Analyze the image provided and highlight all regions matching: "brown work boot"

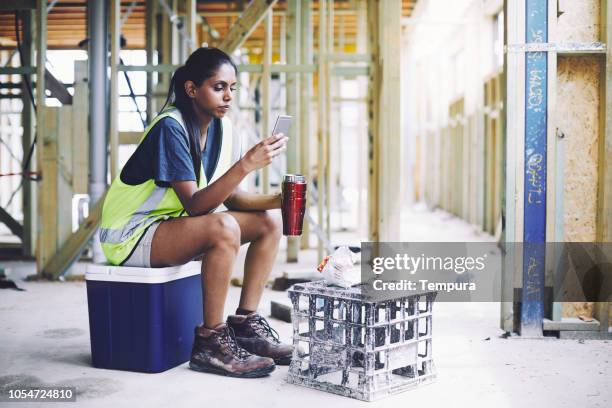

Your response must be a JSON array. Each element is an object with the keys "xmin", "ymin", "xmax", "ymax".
[
  {"xmin": 189, "ymin": 323, "xmax": 275, "ymax": 378},
  {"xmin": 227, "ymin": 313, "xmax": 294, "ymax": 365}
]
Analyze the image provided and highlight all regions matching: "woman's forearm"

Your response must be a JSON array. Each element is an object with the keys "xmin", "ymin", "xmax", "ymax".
[
  {"xmin": 181, "ymin": 161, "xmax": 249, "ymax": 215},
  {"xmin": 225, "ymin": 190, "xmax": 281, "ymax": 211},
  {"xmin": 176, "ymin": 132, "xmax": 288, "ymax": 215}
]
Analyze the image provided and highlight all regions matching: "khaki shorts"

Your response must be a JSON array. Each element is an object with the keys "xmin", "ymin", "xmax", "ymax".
[{"xmin": 122, "ymin": 220, "xmax": 162, "ymax": 268}]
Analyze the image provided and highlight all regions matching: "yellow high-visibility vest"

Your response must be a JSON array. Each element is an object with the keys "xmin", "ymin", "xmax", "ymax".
[{"xmin": 99, "ymin": 107, "xmax": 239, "ymax": 265}]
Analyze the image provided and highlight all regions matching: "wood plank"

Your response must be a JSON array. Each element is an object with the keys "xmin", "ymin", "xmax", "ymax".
[
  {"xmin": 318, "ymin": 0, "xmax": 328, "ymax": 258},
  {"xmin": 57, "ymin": 106, "xmax": 73, "ymax": 247},
  {"xmin": 72, "ymin": 60, "xmax": 88, "ymax": 194},
  {"xmin": 594, "ymin": 0, "xmax": 611, "ymax": 335},
  {"xmin": 324, "ymin": 0, "xmax": 332, "ymax": 241},
  {"xmin": 119, "ymin": 131, "xmax": 142, "ymax": 144},
  {"xmin": 38, "ymin": 107, "xmax": 59, "ymax": 273},
  {"xmin": 35, "ymin": 0, "xmax": 47, "ymax": 275},
  {"xmin": 366, "ymin": 0, "xmax": 378, "ymax": 241},
  {"xmin": 286, "ymin": 0, "xmax": 300, "ymax": 262},
  {"xmin": 599, "ymin": 0, "xmax": 612, "ymax": 243},
  {"xmin": 375, "ymin": 0, "xmax": 402, "ymax": 240},
  {"xmin": 44, "ymin": 70, "xmax": 72, "ymax": 105},
  {"xmin": 299, "ymin": 0, "xmax": 313, "ymax": 250},
  {"xmin": 500, "ymin": 0, "xmax": 525, "ymax": 333},
  {"xmin": 218, "ymin": 0, "xmax": 279, "ymax": 54},
  {"xmin": 21, "ymin": 9, "xmax": 36, "ymax": 256},
  {"xmin": 542, "ymin": 317, "xmax": 599, "ymax": 331},
  {"xmin": 186, "ymin": 0, "xmax": 196, "ymax": 53}
]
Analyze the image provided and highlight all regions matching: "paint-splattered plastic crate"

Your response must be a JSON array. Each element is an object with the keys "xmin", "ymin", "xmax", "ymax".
[{"xmin": 287, "ymin": 281, "xmax": 437, "ymax": 401}]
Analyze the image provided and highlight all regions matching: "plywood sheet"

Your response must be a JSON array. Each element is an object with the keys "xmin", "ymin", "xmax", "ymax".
[
  {"xmin": 556, "ymin": 56, "xmax": 601, "ymax": 242},
  {"xmin": 557, "ymin": 0, "xmax": 600, "ymax": 43},
  {"xmin": 562, "ymin": 302, "xmax": 612, "ymax": 326}
]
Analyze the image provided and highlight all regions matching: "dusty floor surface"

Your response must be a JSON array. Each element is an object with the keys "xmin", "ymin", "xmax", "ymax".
[{"xmin": 1, "ymin": 206, "xmax": 610, "ymax": 407}]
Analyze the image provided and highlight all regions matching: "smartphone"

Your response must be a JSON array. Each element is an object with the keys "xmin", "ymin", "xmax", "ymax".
[{"xmin": 272, "ymin": 115, "xmax": 292, "ymax": 138}]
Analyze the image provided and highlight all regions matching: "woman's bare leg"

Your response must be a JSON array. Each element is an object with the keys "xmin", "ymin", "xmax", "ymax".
[
  {"xmin": 224, "ymin": 210, "xmax": 282, "ymax": 312},
  {"xmin": 150, "ymin": 213, "xmax": 241, "ymax": 328}
]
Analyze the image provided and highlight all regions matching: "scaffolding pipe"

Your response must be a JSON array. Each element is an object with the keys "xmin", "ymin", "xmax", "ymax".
[
  {"xmin": 146, "ymin": 0, "xmax": 155, "ymax": 122},
  {"xmin": 88, "ymin": 0, "xmax": 109, "ymax": 263},
  {"xmin": 261, "ymin": 11, "xmax": 272, "ymax": 194},
  {"xmin": 109, "ymin": 0, "xmax": 120, "ymax": 180}
]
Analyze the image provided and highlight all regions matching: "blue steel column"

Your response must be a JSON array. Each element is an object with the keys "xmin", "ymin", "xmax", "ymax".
[{"xmin": 521, "ymin": 0, "xmax": 547, "ymax": 336}]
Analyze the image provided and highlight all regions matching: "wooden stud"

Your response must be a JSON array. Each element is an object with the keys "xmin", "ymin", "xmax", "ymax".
[
  {"xmin": 261, "ymin": 10, "xmax": 272, "ymax": 194},
  {"xmin": 38, "ymin": 107, "xmax": 59, "ymax": 273},
  {"xmin": 598, "ymin": 0, "xmax": 612, "ymax": 243},
  {"xmin": 300, "ymin": 0, "xmax": 313, "ymax": 250},
  {"xmin": 185, "ymin": 0, "xmax": 196, "ymax": 53},
  {"xmin": 160, "ymin": 0, "xmax": 171, "ymax": 88},
  {"xmin": 366, "ymin": 0, "xmax": 378, "ymax": 242},
  {"xmin": 35, "ymin": 0, "xmax": 47, "ymax": 276},
  {"xmin": 501, "ymin": 0, "xmax": 526, "ymax": 333},
  {"xmin": 374, "ymin": 0, "xmax": 402, "ymax": 241},
  {"xmin": 20, "ymin": 9, "xmax": 36, "ymax": 256},
  {"xmin": 325, "ymin": 0, "xmax": 333, "ymax": 242},
  {"xmin": 57, "ymin": 107, "xmax": 73, "ymax": 248},
  {"xmin": 595, "ymin": 0, "xmax": 611, "ymax": 332},
  {"xmin": 119, "ymin": 131, "xmax": 143, "ymax": 145},
  {"xmin": 286, "ymin": 0, "xmax": 301, "ymax": 262},
  {"xmin": 72, "ymin": 61, "xmax": 89, "ymax": 194},
  {"xmin": 317, "ymin": 0, "xmax": 327, "ymax": 259}
]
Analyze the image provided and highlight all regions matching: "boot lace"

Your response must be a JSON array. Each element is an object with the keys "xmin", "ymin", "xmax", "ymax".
[
  {"xmin": 251, "ymin": 315, "xmax": 280, "ymax": 343},
  {"xmin": 217, "ymin": 326, "xmax": 251, "ymax": 360}
]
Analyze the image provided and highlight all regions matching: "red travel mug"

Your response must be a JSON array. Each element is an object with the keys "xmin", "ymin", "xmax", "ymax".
[{"xmin": 281, "ymin": 174, "xmax": 307, "ymax": 236}]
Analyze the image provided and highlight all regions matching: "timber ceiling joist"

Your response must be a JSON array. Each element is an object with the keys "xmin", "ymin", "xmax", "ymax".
[{"xmin": 0, "ymin": 0, "xmax": 417, "ymax": 51}]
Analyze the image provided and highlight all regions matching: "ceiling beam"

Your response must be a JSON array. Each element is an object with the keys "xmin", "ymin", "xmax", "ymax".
[
  {"xmin": 0, "ymin": 0, "xmax": 36, "ymax": 11},
  {"xmin": 218, "ymin": 0, "xmax": 278, "ymax": 54}
]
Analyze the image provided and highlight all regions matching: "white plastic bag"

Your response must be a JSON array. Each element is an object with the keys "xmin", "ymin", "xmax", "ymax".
[{"xmin": 317, "ymin": 246, "xmax": 360, "ymax": 288}]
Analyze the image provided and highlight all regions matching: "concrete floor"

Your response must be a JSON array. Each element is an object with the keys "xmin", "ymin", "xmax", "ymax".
[{"xmin": 1, "ymin": 206, "xmax": 611, "ymax": 407}]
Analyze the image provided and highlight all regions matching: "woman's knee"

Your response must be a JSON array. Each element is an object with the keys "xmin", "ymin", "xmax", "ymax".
[
  {"xmin": 257, "ymin": 210, "xmax": 282, "ymax": 241},
  {"xmin": 208, "ymin": 213, "xmax": 241, "ymax": 251}
]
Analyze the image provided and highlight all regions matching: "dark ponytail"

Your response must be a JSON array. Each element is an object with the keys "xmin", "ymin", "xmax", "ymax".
[{"xmin": 160, "ymin": 47, "xmax": 237, "ymax": 184}]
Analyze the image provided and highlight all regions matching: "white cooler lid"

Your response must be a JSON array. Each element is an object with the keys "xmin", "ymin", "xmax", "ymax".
[{"xmin": 86, "ymin": 261, "xmax": 201, "ymax": 284}]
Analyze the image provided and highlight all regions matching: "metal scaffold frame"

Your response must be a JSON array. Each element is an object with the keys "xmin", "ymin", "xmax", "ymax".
[{"xmin": 0, "ymin": 0, "xmax": 408, "ymax": 280}]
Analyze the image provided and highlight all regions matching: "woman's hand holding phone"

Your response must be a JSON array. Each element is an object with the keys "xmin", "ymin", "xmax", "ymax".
[{"xmin": 240, "ymin": 133, "xmax": 288, "ymax": 172}]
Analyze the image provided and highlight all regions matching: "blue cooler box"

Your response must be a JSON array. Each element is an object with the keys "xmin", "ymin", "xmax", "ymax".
[{"xmin": 85, "ymin": 262, "xmax": 202, "ymax": 373}]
